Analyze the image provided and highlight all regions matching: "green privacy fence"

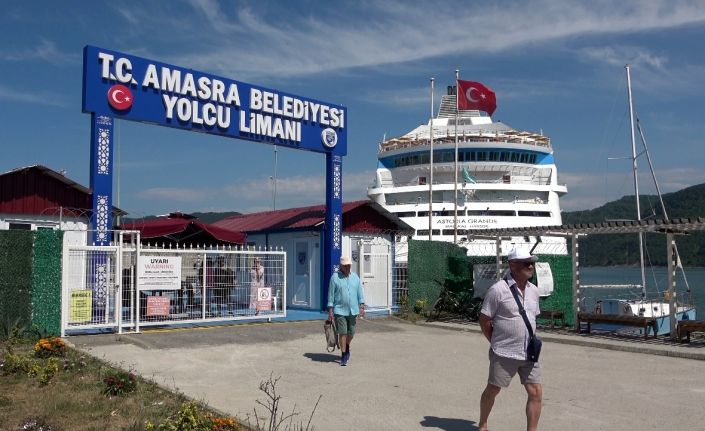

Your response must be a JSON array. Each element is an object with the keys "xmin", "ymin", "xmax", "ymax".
[
  {"xmin": 408, "ymin": 240, "xmax": 574, "ymax": 325},
  {"xmin": 0, "ymin": 230, "xmax": 63, "ymax": 336}
]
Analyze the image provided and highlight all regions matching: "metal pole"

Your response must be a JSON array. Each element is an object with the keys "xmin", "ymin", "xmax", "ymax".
[
  {"xmin": 454, "ymin": 69, "xmax": 459, "ymax": 244},
  {"xmin": 429, "ymin": 77, "xmax": 435, "ymax": 241},
  {"xmin": 667, "ymin": 232, "xmax": 677, "ymax": 341},
  {"xmin": 273, "ymin": 146, "xmax": 278, "ymax": 210},
  {"xmin": 572, "ymin": 233, "xmax": 580, "ymax": 331},
  {"xmin": 625, "ymin": 65, "xmax": 646, "ymax": 297}
]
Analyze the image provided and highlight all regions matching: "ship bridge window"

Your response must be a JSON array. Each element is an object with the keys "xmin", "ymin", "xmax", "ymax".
[
  {"xmin": 395, "ymin": 211, "xmax": 416, "ymax": 217},
  {"xmin": 466, "ymin": 210, "xmax": 515, "ymax": 216},
  {"xmin": 442, "ymin": 229, "xmax": 468, "ymax": 235},
  {"xmin": 500, "ymin": 151, "xmax": 509, "ymax": 161},
  {"xmin": 520, "ymin": 153, "xmax": 528, "ymax": 163},
  {"xmin": 511, "ymin": 152, "xmax": 519, "ymax": 162},
  {"xmin": 518, "ymin": 211, "xmax": 552, "ymax": 217},
  {"xmin": 417, "ymin": 229, "xmax": 440, "ymax": 236},
  {"xmin": 477, "ymin": 151, "xmax": 487, "ymax": 161},
  {"xmin": 8, "ymin": 223, "xmax": 32, "ymax": 230}
]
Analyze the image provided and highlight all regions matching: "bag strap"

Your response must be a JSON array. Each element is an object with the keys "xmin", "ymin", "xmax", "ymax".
[{"xmin": 505, "ymin": 277, "xmax": 534, "ymax": 338}]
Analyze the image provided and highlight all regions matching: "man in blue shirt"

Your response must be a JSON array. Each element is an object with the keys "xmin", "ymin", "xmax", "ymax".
[{"xmin": 327, "ymin": 255, "xmax": 365, "ymax": 366}]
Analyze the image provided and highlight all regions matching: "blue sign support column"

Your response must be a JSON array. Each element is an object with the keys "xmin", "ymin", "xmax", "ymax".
[
  {"xmin": 323, "ymin": 152, "xmax": 343, "ymax": 309},
  {"xmin": 89, "ymin": 113, "xmax": 115, "ymax": 245}
]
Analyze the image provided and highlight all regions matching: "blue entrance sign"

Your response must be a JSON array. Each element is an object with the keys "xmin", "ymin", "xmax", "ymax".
[
  {"xmin": 82, "ymin": 46, "xmax": 347, "ymax": 155},
  {"xmin": 82, "ymin": 46, "xmax": 346, "ymax": 308}
]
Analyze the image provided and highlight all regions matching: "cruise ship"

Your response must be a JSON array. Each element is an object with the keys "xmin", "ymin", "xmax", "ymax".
[{"xmin": 367, "ymin": 86, "xmax": 568, "ymax": 263}]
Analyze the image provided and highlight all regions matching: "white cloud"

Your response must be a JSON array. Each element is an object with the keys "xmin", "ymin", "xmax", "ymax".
[
  {"xmin": 0, "ymin": 84, "xmax": 68, "ymax": 107},
  {"xmin": 168, "ymin": 0, "xmax": 705, "ymax": 79},
  {"xmin": 0, "ymin": 38, "xmax": 78, "ymax": 65},
  {"xmin": 580, "ymin": 46, "xmax": 667, "ymax": 69}
]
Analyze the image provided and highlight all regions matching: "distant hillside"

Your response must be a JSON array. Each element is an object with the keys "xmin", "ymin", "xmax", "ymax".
[
  {"xmin": 562, "ymin": 183, "xmax": 705, "ymax": 266},
  {"xmin": 121, "ymin": 211, "xmax": 241, "ymax": 225}
]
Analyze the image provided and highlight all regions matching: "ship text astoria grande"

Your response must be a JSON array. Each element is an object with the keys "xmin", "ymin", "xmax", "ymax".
[{"xmin": 367, "ymin": 84, "xmax": 568, "ymax": 265}]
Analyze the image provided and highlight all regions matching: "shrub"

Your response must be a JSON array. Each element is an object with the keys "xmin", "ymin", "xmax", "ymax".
[
  {"xmin": 413, "ymin": 298, "xmax": 427, "ymax": 314},
  {"xmin": 1, "ymin": 352, "xmax": 33, "ymax": 375},
  {"xmin": 102, "ymin": 369, "xmax": 138, "ymax": 396},
  {"xmin": 145, "ymin": 402, "xmax": 241, "ymax": 431},
  {"xmin": 34, "ymin": 337, "xmax": 66, "ymax": 358}
]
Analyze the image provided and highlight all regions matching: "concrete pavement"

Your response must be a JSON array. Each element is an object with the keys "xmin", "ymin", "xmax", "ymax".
[{"xmin": 70, "ymin": 318, "xmax": 705, "ymax": 430}]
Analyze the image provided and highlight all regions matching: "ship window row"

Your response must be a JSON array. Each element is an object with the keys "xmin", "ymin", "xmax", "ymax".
[
  {"xmin": 416, "ymin": 229, "xmax": 469, "ymax": 236},
  {"xmin": 392, "ymin": 150, "xmax": 538, "ymax": 167},
  {"xmin": 403, "ymin": 210, "xmax": 552, "ymax": 217}
]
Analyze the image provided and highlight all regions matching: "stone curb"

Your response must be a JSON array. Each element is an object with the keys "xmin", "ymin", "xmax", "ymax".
[{"xmin": 416, "ymin": 319, "xmax": 705, "ymax": 361}]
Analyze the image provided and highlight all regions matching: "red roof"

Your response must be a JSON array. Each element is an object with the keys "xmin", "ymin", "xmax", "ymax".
[
  {"xmin": 119, "ymin": 213, "xmax": 245, "ymax": 245},
  {"xmin": 213, "ymin": 200, "xmax": 412, "ymax": 234},
  {"xmin": 0, "ymin": 165, "xmax": 126, "ymax": 217}
]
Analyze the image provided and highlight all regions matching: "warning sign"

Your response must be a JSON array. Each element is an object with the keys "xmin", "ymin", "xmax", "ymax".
[
  {"xmin": 146, "ymin": 296, "xmax": 171, "ymax": 316},
  {"xmin": 70, "ymin": 290, "xmax": 92, "ymax": 323},
  {"xmin": 256, "ymin": 287, "xmax": 272, "ymax": 311},
  {"xmin": 138, "ymin": 255, "xmax": 182, "ymax": 290}
]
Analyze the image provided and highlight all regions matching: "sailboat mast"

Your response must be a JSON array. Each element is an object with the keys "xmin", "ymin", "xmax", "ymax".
[{"xmin": 625, "ymin": 65, "xmax": 647, "ymax": 298}]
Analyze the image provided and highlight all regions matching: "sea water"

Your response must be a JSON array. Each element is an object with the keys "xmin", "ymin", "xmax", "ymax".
[{"xmin": 579, "ymin": 266, "xmax": 705, "ymax": 315}]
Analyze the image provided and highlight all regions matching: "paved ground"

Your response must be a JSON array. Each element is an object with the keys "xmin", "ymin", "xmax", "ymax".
[{"xmin": 70, "ymin": 318, "xmax": 705, "ymax": 430}]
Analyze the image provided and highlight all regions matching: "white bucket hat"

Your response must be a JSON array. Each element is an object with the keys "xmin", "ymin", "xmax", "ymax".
[{"xmin": 340, "ymin": 256, "xmax": 352, "ymax": 265}]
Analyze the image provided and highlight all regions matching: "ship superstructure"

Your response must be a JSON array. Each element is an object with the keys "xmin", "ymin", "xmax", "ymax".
[{"xmin": 368, "ymin": 89, "xmax": 568, "ymax": 261}]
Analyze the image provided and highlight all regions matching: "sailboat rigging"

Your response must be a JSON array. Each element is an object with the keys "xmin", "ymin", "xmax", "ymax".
[{"xmin": 591, "ymin": 65, "xmax": 697, "ymax": 335}]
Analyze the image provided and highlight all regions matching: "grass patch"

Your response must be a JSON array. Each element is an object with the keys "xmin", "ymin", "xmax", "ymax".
[{"xmin": 0, "ymin": 338, "xmax": 241, "ymax": 430}]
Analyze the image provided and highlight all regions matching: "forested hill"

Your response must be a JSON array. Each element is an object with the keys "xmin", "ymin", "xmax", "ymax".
[{"xmin": 561, "ymin": 183, "xmax": 705, "ymax": 266}]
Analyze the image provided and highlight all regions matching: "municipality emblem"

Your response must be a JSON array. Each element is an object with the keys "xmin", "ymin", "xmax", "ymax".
[{"xmin": 321, "ymin": 128, "xmax": 338, "ymax": 148}]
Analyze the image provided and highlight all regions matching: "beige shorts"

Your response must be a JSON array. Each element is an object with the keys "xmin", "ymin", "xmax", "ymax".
[{"xmin": 488, "ymin": 348, "xmax": 541, "ymax": 388}]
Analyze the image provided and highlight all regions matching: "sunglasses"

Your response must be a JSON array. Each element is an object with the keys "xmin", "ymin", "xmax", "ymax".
[{"xmin": 512, "ymin": 261, "xmax": 535, "ymax": 267}]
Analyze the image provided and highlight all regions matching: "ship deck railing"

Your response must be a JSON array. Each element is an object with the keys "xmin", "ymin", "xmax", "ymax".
[
  {"xmin": 379, "ymin": 134, "xmax": 551, "ymax": 153},
  {"xmin": 375, "ymin": 177, "xmax": 552, "ymax": 188}
]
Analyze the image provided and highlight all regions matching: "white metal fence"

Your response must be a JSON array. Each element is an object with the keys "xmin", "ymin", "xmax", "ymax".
[{"xmin": 62, "ymin": 235, "xmax": 287, "ymax": 335}]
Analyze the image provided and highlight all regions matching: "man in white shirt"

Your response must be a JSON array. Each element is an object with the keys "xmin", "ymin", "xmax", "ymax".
[{"xmin": 478, "ymin": 248, "xmax": 542, "ymax": 431}]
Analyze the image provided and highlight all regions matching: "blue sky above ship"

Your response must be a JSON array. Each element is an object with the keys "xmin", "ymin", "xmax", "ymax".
[{"xmin": 2, "ymin": 0, "xmax": 705, "ymax": 217}]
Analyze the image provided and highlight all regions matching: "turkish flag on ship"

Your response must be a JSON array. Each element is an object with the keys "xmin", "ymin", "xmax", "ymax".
[{"xmin": 457, "ymin": 79, "xmax": 497, "ymax": 116}]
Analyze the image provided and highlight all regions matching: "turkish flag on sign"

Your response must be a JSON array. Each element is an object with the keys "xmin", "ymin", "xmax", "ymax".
[{"xmin": 457, "ymin": 80, "xmax": 496, "ymax": 116}]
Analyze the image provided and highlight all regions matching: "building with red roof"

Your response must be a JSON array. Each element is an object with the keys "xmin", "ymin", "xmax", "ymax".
[
  {"xmin": 119, "ymin": 212, "xmax": 245, "ymax": 246},
  {"xmin": 0, "ymin": 165, "xmax": 127, "ymax": 245},
  {"xmin": 214, "ymin": 200, "xmax": 412, "ymax": 311}
]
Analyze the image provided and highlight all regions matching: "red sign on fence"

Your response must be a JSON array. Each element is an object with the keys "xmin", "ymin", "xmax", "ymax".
[{"xmin": 146, "ymin": 296, "xmax": 170, "ymax": 316}]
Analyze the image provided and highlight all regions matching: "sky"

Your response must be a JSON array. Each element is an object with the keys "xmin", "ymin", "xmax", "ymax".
[{"xmin": 2, "ymin": 0, "xmax": 705, "ymax": 219}]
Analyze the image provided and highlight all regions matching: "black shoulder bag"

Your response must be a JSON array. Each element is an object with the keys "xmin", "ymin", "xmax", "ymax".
[{"xmin": 508, "ymin": 281, "xmax": 542, "ymax": 362}]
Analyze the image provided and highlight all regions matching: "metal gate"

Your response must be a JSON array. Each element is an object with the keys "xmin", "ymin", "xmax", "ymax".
[
  {"xmin": 61, "ymin": 244, "xmax": 121, "ymax": 335},
  {"xmin": 62, "ymin": 235, "xmax": 287, "ymax": 335}
]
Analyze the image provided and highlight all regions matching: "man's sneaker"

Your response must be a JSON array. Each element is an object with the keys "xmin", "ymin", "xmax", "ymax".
[
  {"xmin": 340, "ymin": 354, "xmax": 348, "ymax": 366},
  {"xmin": 343, "ymin": 350, "xmax": 350, "ymax": 364}
]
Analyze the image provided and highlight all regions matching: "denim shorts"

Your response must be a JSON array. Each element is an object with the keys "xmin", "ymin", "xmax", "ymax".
[{"xmin": 334, "ymin": 314, "xmax": 357, "ymax": 336}]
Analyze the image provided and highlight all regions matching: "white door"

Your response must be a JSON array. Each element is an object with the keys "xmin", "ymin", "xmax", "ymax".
[
  {"xmin": 353, "ymin": 240, "xmax": 390, "ymax": 309},
  {"xmin": 289, "ymin": 237, "xmax": 319, "ymax": 309}
]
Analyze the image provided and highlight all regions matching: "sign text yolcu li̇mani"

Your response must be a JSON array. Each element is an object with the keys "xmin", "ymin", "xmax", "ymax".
[{"xmin": 98, "ymin": 52, "xmax": 344, "ymax": 143}]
